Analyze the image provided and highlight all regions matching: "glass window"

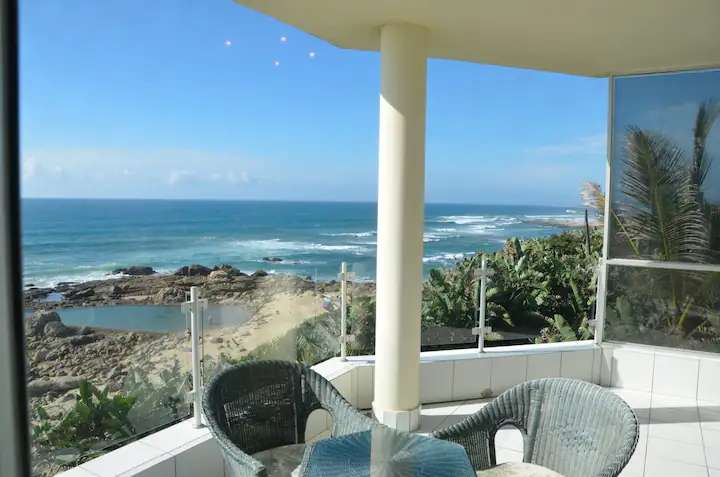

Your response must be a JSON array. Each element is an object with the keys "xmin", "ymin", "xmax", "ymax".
[
  {"xmin": 605, "ymin": 265, "xmax": 720, "ymax": 352},
  {"xmin": 609, "ymin": 70, "xmax": 720, "ymax": 263}
]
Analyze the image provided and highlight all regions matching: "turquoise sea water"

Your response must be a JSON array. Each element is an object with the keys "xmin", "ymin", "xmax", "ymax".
[
  {"xmin": 22, "ymin": 199, "xmax": 586, "ymax": 288},
  {"xmin": 26, "ymin": 304, "xmax": 251, "ymax": 333}
]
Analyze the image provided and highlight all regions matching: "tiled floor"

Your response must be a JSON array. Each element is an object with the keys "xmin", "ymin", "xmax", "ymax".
[{"xmin": 413, "ymin": 388, "xmax": 720, "ymax": 477}]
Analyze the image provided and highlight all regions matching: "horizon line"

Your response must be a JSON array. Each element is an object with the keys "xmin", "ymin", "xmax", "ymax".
[{"xmin": 20, "ymin": 196, "xmax": 585, "ymax": 209}]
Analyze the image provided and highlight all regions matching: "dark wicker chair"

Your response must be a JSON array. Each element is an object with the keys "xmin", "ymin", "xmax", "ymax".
[
  {"xmin": 432, "ymin": 378, "xmax": 639, "ymax": 477},
  {"xmin": 202, "ymin": 360, "xmax": 374, "ymax": 477}
]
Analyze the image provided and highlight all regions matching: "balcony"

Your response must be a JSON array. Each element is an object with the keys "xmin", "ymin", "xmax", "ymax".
[
  {"xmin": 12, "ymin": 1, "xmax": 720, "ymax": 477},
  {"xmin": 54, "ymin": 342, "xmax": 720, "ymax": 477}
]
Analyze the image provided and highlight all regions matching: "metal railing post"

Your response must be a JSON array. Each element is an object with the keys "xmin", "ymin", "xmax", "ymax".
[
  {"xmin": 593, "ymin": 258, "xmax": 607, "ymax": 345},
  {"xmin": 472, "ymin": 255, "xmax": 489, "ymax": 353},
  {"xmin": 340, "ymin": 262, "xmax": 348, "ymax": 360},
  {"xmin": 478, "ymin": 256, "xmax": 488, "ymax": 352},
  {"xmin": 189, "ymin": 286, "xmax": 203, "ymax": 428}
]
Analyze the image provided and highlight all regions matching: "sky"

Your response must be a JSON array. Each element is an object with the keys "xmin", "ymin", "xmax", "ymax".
[
  {"xmin": 612, "ymin": 70, "xmax": 720, "ymax": 203},
  {"xmin": 19, "ymin": 0, "xmax": 609, "ymax": 206}
]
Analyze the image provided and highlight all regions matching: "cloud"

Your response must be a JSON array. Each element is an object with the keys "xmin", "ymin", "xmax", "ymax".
[
  {"xmin": 167, "ymin": 169, "xmax": 193, "ymax": 185},
  {"xmin": 525, "ymin": 133, "xmax": 606, "ymax": 158},
  {"xmin": 208, "ymin": 170, "xmax": 250, "ymax": 185},
  {"xmin": 20, "ymin": 147, "xmax": 265, "ymax": 199},
  {"xmin": 22, "ymin": 156, "xmax": 38, "ymax": 180}
]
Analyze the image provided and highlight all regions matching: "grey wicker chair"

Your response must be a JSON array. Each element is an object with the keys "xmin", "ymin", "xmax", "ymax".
[
  {"xmin": 432, "ymin": 378, "xmax": 639, "ymax": 477},
  {"xmin": 202, "ymin": 360, "xmax": 374, "ymax": 477}
]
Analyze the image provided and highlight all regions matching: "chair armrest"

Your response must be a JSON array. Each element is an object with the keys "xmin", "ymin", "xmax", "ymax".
[
  {"xmin": 216, "ymin": 439, "xmax": 268, "ymax": 477},
  {"xmin": 203, "ymin": 410, "xmax": 268, "ymax": 477},
  {"xmin": 327, "ymin": 399, "xmax": 375, "ymax": 437},
  {"xmin": 432, "ymin": 405, "xmax": 499, "ymax": 471}
]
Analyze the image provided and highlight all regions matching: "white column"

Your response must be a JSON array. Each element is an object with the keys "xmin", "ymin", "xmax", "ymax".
[{"xmin": 373, "ymin": 22, "xmax": 428, "ymax": 432}]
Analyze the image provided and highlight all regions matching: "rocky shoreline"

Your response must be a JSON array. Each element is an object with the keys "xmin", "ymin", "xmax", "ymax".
[
  {"xmin": 24, "ymin": 264, "xmax": 370, "ymax": 413},
  {"xmin": 24, "ymin": 263, "xmax": 345, "ymax": 310}
]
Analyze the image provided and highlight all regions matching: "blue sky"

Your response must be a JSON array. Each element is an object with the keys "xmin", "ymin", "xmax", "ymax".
[{"xmin": 19, "ymin": 0, "xmax": 608, "ymax": 206}]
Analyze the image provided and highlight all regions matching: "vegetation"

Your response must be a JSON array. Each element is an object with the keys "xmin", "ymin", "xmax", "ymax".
[
  {"xmin": 32, "ymin": 360, "xmax": 191, "ymax": 474},
  {"xmin": 422, "ymin": 230, "xmax": 600, "ymax": 344}
]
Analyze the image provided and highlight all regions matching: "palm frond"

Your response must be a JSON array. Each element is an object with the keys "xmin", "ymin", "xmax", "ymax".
[
  {"xmin": 580, "ymin": 181, "xmax": 605, "ymax": 216},
  {"xmin": 618, "ymin": 127, "xmax": 709, "ymax": 263},
  {"xmin": 692, "ymin": 99, "xmax": 720, "ymax": 189}
]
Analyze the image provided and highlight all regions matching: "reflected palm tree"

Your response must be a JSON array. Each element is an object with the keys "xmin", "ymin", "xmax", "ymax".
[{"xmin": 612, "ymin": 99, "xmax": 720, "ymax": 339}]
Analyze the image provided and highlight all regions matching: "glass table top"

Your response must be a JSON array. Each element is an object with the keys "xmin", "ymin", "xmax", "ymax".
[{"xmin": 298, "ymin": 424, "xmax": 475, "ymax": 477}]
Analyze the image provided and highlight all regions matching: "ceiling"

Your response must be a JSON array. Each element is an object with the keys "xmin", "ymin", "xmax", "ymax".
[{"xmin": 235, "ymin": 0, "xmax": 720, "ymax": 77}]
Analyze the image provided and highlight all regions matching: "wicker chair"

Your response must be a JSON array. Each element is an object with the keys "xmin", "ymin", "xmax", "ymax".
[
  {"xmin": 202, "ymin": 360, "xmax": 374, "ymax": 477},
  {"xmin": 432, "ymin": 378, "xmax": 639, "ymax": 477}
]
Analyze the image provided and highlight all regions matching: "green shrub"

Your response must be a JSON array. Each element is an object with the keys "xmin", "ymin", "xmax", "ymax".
[
  {"xmin": 421, "ymin": 229, "xmax": 602, "ymax": 343},
  {"xmin": 32, "ymin": 381, "xmax": 136, "ymax": 465}
]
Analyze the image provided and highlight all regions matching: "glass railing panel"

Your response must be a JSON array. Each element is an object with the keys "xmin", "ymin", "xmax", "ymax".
[
  {"xmin": 26, "ymin": 304, "xmax": 192, "ymax": 476},
  {"xmin": 200, "ymin": 270, "xmax": 343, "ymax": 386},
  {"xmin": 420, "ymin": 228, "xmax": 600, "ymax": 350},
  {"xmin": 344, "ymin": 262, "xmax": 375, "ymax": 357},
  {"xmin": 605, "ymin": 265, "xmax": 720, "ymax": 352}
]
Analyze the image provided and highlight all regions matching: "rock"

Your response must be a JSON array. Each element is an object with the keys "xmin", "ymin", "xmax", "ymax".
[
  {"xmin": 34, "ymin": 350, "xmax": 48, "ymax": 362},
  {"xmin": 44, "ymin": 321, "xmax": 74, "ymax": 338},
  {"xmin": 252, "ymin": 270, "xmax": 269, "ymax": 278},
  {"xmin": 207, "ymin": 270, "xmax": 229, "ymax": 281},
  {"xmin": 154, "ymin": 286, "xmax": 185, "ymax": 303},
  {"xmin": 174, "ymin": 264, "xmax": 212, "ymax": 277},
  {"xmin": 262, "ymin": 257, "xmax": 283, "ymax": 262},
  {"xmin": 68, "ymin": 288, "xmax": 94, "ymax": 299},
  {"xmin": 26, "ymin": 310, "xmax": 61, "ymax": 337},
  {"xmin": 112, "ymin": 266, "xmax": 156, "ymax": 276},
  {"xmin": 27, "ymin": 376, "xmax": 83, "ymax": 397},
  {"xmin": 65, "ymin": 334, "xmax": 101, "ymax": 346},
  {"xmin": 209, "ymin": 336, "xmax": 223, "ymax": 344},
  {"xmin": 213, "ymin": 264, "xmax": 240, "ymax": 275}
]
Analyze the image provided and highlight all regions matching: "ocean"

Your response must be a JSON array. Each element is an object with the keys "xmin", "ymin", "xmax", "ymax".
[{"xmin": 22, "ymin": 199, "xmax": 588, "ymax": 288}]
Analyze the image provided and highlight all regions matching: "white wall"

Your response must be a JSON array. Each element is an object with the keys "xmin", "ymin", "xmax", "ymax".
[{"xmin": 57, "ymin": 341, "xmax": 720, "ymax": 477}]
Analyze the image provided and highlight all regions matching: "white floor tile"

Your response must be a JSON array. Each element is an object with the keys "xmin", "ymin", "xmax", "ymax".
[
  {"xmin": 646, "ymin": 436, "xmax": 707, "ymax": 467},
  {"xmin": 652, "ymin": 354, "xmax": 699, "ymax": 400},
  {"xmin": 417, "ymin": 401, "xmax": 459, "ymax": 433},
  {"xmin": 698, "ymin": 359, "xmax": 720, "ymax": 404},
  {"xmin": 706, "ymin": 445, "xmax": 720, "ymax": 470},
  {"xmin": 644, "ymin": 457, "xmax": 709, "ymax": 477},
  {"xmin": 495, "ymin": 425, "xmax": 524, "ymax": 452},
  {"xmin": 650, "ymin": 394, "xmax": 701, "ymax": 425},
  {"xmin": 649, "ymin": 420, "xmax": 704, "ymax": 445},
  {"xmin": 701, "ymin": 402, "xmax": 720, "ymax": 432},
  {"xmin": 703, "ymin": 428, "xmax": 720, "ymax": 450},
  {"xmin": 495, "ymin": 447, "xmax": 523, "ymax": 464}
]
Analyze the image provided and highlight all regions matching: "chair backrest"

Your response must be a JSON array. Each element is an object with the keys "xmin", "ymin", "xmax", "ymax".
[
  {"xmin": 490, "ymin": 378, "xmax": 639, "ymax": 477},
  {"xmin": 203, "ymin": 360, "xmax": 322, "ymax": 454}
]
